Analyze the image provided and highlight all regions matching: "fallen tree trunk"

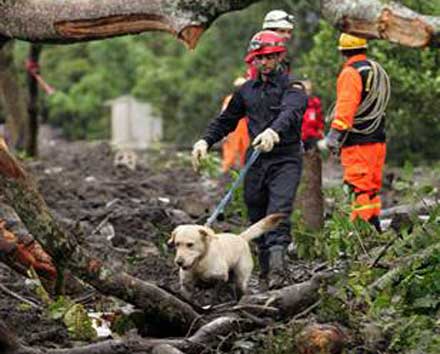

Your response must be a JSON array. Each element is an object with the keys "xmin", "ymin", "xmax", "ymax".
[
  {"xmin": 0, "ymin": 202, "xmax": 57, "ymax": 281},
  {"xmin": 1, "ymin": 0, "xmax": 440, "ymax": 48},
  {"xmin": 0, "ymin": 0, "xmax": 259, "ymax": 49},
  {"xmin": 0, "ymin": 146, "xmax": 199, "ymax": 335},
  {"xmin": 322, "ymin": 0, "xmax": 440, "ymax": 47},
  {"xmin": 380, "ymin": 198, "xmax": 439, "ymax": 218},
  {"xmin": 1, "ymin": 275, "xmax": 329, "ymax": 354}
]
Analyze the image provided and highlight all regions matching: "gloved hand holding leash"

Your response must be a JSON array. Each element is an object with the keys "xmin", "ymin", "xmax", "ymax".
[
  {"xmin": 191, "ymin": 127, "xmax": 281, "ymax": 226},
  {"xmin": 192, "ymin": 128, "xmax": 280, "ymax": 172}
]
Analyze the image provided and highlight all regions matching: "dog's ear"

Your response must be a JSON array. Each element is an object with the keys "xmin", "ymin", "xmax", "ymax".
[
  {"xmin": 167, "ymin": 231, "xmax": 176, "ymax": 248},
  {"xmin": 198, "ymin": 228, "xmax": 211, "ymax": 243}
]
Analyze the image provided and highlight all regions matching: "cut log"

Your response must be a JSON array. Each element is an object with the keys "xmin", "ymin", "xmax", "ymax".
[
  {"xmin": 296, "ymin": 323, "xmax": 347, "ymax": 354},
  {"xmin": 322, "ymin": 0, "xmax": 440, "ymax": 48},
  {"xmin": 0, "ymin": 0, "xmax": 260, "ymax": 48},
  {"xmin": 1, "ymin": 0, "xmax": 440, "ymax": 48},
  {"xmin": 0, "ymin": 274, "xmax": 331, "ymax": 354},
  {"xmin": 296, "ymin": 148, "xmax": 324, "ymax": 231},
  {"xmin": 0, "ymin": 148, "xmax": 200, "ymax": 335},
  {"xmin": 240, "ymin": 274, "xmax": 325, "ymax": 318},
  {"xmin": 380, "ymin": 198, "xmax": 439, "ymax": 218},
  {"xmin": 0, "ymin": 203, "xmax": 57, "ymax": 281}
]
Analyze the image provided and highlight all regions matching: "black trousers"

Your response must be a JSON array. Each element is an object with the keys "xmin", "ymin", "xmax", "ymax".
[{"xmin": 244, "ymin": 147, "xmax": 302, "ymax": 251}]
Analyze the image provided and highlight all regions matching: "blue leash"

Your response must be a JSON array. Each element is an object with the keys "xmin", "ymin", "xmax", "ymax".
[{"xmin": 205, "ymin": 149, "xmax": 261, "ymax": 227}]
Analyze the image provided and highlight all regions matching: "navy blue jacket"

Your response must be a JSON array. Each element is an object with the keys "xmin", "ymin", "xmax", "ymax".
[{"xmin": 203, "ymin": 72, "xmax": 308, "ymax": 152}]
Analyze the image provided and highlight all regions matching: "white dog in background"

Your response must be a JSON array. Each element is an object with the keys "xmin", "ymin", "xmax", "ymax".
[{"xmin": 168, "ymin": 214, "xmax": 284, "ymax": 300}]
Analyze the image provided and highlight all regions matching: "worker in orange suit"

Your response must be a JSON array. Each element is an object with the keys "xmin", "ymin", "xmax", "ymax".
[
  {"xmin": 221, "ymin": 77, "xmax": 250, "ymax": 172},
  {"xmin": 318, "ymin": 33, "xmax": 391, "ymax": 232}
]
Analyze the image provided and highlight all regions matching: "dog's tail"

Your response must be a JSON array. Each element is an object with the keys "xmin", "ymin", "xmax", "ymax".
[{"xmin": 239, "ymin": 213, "xmax": 286, "ymax": 242}]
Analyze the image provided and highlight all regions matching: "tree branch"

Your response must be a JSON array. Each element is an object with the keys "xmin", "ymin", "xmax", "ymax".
[
  {"xmin": 322, "ymin": 0, "xmax": 440, "ymax": 47},
  {"xmin": 0, "ymin": 148, "xmax": 200, "ymax": 335},
  {"xmin": 0, "ymin": 0, "xmax": 259, "ymax": 48},
  {"xmin": 0, "ymin": 275, "xmax": 330, "ymax": 354},
  {"xmin": 3, "ymin": 0, "xmax": 440, "ymax": 48}
]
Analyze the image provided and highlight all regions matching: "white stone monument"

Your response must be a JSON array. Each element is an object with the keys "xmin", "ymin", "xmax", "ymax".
[{"xmin": 108, "ymin": 95, "xmax": 162, "ymax": 150}]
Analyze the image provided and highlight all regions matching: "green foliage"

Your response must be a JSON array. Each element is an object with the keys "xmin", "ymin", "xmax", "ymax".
[
  {"xmin": 198, "ymin": 152, "xmax": 222, "ymax": 179},
  {"xmin": 291, "ymin": 176, "xmax": 440, "ymax": 353},
  {"xmin": 63, "ymin": 304, "xmax": 97, "ymax": 341},
  {"xmin": 316, "ymin": 289, "xmax": 350, "ymax": 325},
  {"xmin": 294, "ymin": 186, "xmax": 380, "ymax": 262},
  {"xmin": 48, "ymin": 296, "xmax": 97, "ymax": 341},
  {"xmin": 40, "ymin": 37, "xmax": 148, "ymax": 140},
  {"xmin": 224, "ymin": 168, "xmax": 248, "ymax": 222},
  {"xmin": 110, "ymin": 311, "xmax": 146, "ymax": 336},
  {"xmin": 253, "ymin": 325, "xmax": 300, "ymax": 354},
  {"xmin": 48, "ymin": 296, "xmax": 72, "ymax": 320}
]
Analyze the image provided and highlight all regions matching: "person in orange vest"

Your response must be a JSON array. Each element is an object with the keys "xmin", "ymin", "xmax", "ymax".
[
  {"xmin": 301, "ymin": 79, "xmax": 324, "ymax": 151},
  {"xmin": 221, "ymin": 77, "xmax": 250, "ymax": 172},
  {"xmin": 318, "ymin": 34, "xmax": 390, "ymax": 232}
]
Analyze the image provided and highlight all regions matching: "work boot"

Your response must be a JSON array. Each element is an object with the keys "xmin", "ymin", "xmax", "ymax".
[
  {"xmin": 268, "ymin": 245, "xmax": 286, "ymax": 290},
  {"xmin": 258, "ymin": 249, "xmax": 270, "ymax": 291},
  {"xmin": 369, "ymin": 216, "xmax": 382, "ymax": 233}
]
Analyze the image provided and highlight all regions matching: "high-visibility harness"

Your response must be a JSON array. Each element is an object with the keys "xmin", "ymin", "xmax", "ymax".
[
  {"xmin": 327, "ymin": 60, "xmax": 390, "ymax": 135},
  {"xmin": 351, "ymin": 60, "xmax": 390, "ymax": 135}
]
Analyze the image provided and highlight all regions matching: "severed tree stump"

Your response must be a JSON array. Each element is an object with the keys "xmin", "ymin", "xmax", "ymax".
[{"xmin": 296, "ymin": 148, "xmax": 324, "ymax": 232}]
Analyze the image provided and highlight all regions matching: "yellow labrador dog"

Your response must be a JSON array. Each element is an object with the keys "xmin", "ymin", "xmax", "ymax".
[{"xmin": 168, "ymin": 213, "xmax": 284, "ymax": 300}]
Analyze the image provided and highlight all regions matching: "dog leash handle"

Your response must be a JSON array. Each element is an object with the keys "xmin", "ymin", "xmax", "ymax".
[{"xmin": 205, "ymin": 149, "xmax": 260, "ymax": 227}]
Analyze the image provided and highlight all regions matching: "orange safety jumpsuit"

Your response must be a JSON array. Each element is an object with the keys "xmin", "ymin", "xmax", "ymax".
[
  {"xmin": 331, "ymin": 54, "xmax": 386, "ymax": 226},
  {"xmin": 221, "ymin": 94, "xmax": 250, "ymax": 172}
]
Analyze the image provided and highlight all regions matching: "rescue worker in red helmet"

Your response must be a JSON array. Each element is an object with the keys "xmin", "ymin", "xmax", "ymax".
[
  {"xmin": 192, "ymin": 31, "xmax": 307, "ymax": 289},
  {"xmin": 319, "ymin": 33, "xmax": 390, "ymax": 232},
  {"xmin": 224, "ymin": 10, "xmax": 295, "ymax": 173},
  {"xmin": 246, "ymin": 10, "xmax": 295, "ymax": 80}
]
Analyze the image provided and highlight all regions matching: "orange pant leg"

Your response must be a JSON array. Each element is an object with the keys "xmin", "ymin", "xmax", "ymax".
[{"xmin": 341, "ymin": 143, "xmax": 386, "ymax": 222}]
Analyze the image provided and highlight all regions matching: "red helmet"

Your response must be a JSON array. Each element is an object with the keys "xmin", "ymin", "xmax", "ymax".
[{"xmin": 246, "ymin": 30, "xmax": 286, "ymax": 63}]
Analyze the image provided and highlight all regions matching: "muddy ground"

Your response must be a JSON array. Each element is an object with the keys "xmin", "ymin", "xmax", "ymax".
[
  {"xmin": 3, "ymin": 130, "xmax": 436, "ymax": 352},
  {"xmin": 1, "ymin": 135, "xmax": 320, "ymax": 350}
]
